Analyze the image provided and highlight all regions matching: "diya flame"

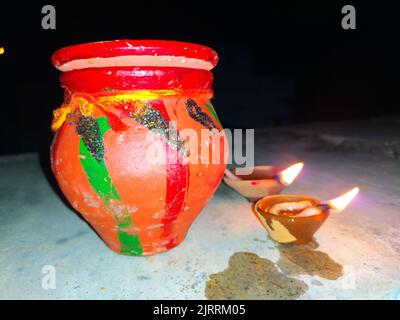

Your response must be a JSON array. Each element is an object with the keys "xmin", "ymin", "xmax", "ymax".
[
  {"xmin": 278, "ymin": 162, "xmax": 304, "ymax": 186},
  {"xmin": 328, "ymin": 187, "xmax": 360, "ymax": 212}
]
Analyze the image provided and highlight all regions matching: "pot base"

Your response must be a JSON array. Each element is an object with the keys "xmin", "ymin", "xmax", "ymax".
[{"xmin": 108, "ymin": 237, "xmax": 185, "ymax": 256}]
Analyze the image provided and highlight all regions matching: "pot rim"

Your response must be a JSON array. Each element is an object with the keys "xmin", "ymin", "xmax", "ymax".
[{"xmin": 52, "ymin": 39, "xmax": 218, "ymax": 72}]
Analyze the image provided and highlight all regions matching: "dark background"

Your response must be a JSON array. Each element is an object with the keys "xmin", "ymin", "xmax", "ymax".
[{"xmin": 0, "ymin": 1, "xmax": 399, "ymax": 156}]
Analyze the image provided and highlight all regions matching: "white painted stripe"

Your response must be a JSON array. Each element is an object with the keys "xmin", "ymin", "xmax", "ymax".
[{"xmin": 56, "ymin": 55, "xmax": 214, "ymax": 72}]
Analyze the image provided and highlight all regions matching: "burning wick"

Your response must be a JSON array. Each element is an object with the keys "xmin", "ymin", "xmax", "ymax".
[
  {"xmin": 276, "ymin": 162, "xmax": 304, "ymax": 186},
  {"xmin": 324, "ymin": 187, "xmax": 360, "ymax": 212},
  {"xmin": 268, "ymin": 187, "xmax": 360, "ymax": 217}
]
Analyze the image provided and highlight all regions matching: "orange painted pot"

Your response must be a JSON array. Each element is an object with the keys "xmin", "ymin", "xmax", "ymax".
[{"xmin": 50, "ymin": 40, "xmax": 227, "ymax": 256}]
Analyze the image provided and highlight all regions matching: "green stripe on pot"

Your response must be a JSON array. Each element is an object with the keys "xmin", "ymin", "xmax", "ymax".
[
  {"xmin": 79, "ymin": 141, "xmax": 120, "ymax": 202},
  {"xmin": 205, "ymin": 103, "xmax": 221, "ymax": 126},
  {"xmin": 78, "ymin": 116, "xmax": 143, "ymax": 256},
  {"xmin": 117, "ymin": 215, "xmax": 143, "ymax": 256}
]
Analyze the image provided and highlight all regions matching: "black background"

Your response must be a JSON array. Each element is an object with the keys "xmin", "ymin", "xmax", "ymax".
[{"xmin": 1, "ymin": 0, "xmax": 399, "ymax": 156}]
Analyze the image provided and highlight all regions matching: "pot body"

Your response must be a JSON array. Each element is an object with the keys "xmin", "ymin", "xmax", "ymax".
[{"xmin": 50, "ymin": 41, "xmax": 226, "ymax": 256}]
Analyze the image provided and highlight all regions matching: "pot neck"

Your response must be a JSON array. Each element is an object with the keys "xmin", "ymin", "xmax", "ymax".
[{"xmin": 60, "ymin": 66, "xmax": 214, "ymax": 95}]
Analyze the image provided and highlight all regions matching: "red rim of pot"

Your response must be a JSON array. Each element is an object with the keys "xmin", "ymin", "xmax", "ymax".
[
  {"xmin": 52, "ymin": 40, "xmax": 218, "ymax": 93},
  {"xmin": 60, "ymin": 66, "xmax": 214, "ymax": 93},
  {"xmin": 52, "ymin": 39, "xmax": 218, "ymax": 70}
]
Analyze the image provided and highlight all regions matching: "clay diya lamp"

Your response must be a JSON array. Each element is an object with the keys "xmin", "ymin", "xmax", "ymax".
[
  {"xmin": 223, "ymin": 163, "xmax": 303, "ymax": 201},
  {"xmin": 50, "ymin": 40, "xmax": 227, "ymax": 256},
  {"xmin": 254, "ymin": 187, "xmax": 359, "ymax": 244}
]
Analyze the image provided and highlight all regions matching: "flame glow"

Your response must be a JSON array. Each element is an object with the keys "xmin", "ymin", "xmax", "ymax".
[
  {"xmin": 278, "ymin": 162, "xmax": 304, "ymax": 185},
  {"xmin": 328, "ymin": 187, "xmax": 359, "ymax": 211},
  {"xmin": 0, "ymin": 47, "xmax": 4, "ymax": 55}
]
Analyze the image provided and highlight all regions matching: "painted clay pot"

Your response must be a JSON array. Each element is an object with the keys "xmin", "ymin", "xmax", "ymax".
[{"xmin": 50, "ymin": 40, "xmax": 227, "ymax": 256}]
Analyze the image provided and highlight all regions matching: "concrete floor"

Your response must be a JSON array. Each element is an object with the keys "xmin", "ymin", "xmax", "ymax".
[{"xmin": 1, "ymin": 123, "xmax": 400, "ymax": 299}]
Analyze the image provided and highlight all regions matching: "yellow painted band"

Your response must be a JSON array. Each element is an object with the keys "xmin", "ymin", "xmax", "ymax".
[{"xmin": 51, "ymin": 89, "xmax": 213, "ymax": 131}]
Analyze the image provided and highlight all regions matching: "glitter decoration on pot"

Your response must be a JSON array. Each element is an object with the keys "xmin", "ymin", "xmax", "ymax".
[
  {"xmin": 223, "ymin": 163, "xmax": 303, "ymax": 201},
  {"xmin": 50, "ymin": 40, "xmax": 227, "ymax": 256},
  {"xmin": 254, "ymin": 187, "xmax": 359, "ymax": 244}
]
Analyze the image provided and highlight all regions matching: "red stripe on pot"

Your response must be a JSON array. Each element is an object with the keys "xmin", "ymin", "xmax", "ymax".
[
  {"xmin": 163, "ymin": 145, "xmax": 189, "ymax": 249},
  {"xmin": 151, "ymin": 100, "xmax": 189, "ymax": 250}
]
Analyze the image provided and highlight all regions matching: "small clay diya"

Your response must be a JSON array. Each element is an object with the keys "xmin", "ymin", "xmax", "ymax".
[
  {"xmin": 254, "ymin": 194, "xmax": 328, "ymax": 244},
  {"xmin": 254, "ymin": 188, "xmax": 359, "ymax": 244},
  {"xmin": 223, "ymin": 163, "xmax": 303, "ymax": 201}
]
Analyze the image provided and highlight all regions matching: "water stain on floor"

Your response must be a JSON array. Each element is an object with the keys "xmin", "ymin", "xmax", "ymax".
[
  {"xmin": 277, "ymin": 244, "xmax": 343, "ymax": 280},
  {"xmin": 205, "ymin": 252, "xmax": 308, "ymax": 300}
]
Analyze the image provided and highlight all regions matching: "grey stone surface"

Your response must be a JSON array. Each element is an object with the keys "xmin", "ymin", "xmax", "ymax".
[{"xmin": 1, "ymin": 122, "xmax": 400, "ymax": 299}]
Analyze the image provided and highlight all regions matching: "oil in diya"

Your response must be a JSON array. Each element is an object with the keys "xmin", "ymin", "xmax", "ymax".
[
  {"xmin": 50, "ymin": 40, "xmax": 227, "ymax": 256},
  {"xmin": 254, "ymin": 188, "xmax": 359, "ymax": 244}
]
